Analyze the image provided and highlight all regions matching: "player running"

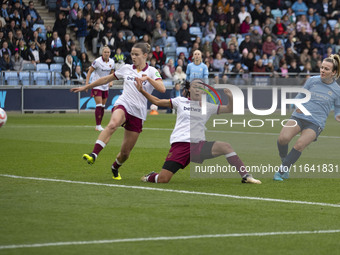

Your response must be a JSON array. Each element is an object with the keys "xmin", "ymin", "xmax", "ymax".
[
  {"xmin": 85, "ymin": 46, "xmax": 115, "ymax": 131},
  {"xmin": 135, "ymin": 78, "xmax": 261, "ymax": 184},
  {"xmin": 71, "ymin": 42, "xmax": 165, "ymax": 180},
  {"xmin": 274, "ymin": 54, "xmax": 340, "ymax": 181}
]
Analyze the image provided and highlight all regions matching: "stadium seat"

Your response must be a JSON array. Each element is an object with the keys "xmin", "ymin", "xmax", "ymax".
[
  {"xmin": 271, "ymin": 9, "xmax": 282, "ymax": 19},
  {"xmin": 53, "ymin": 56, "xmax": 65, "ymax": 64},
  {"xmin": 36, "ymin": 63, "xmax": 49, "ymax": 71},
  {"xmin": 19, "ymin": 72, "xmax": 32, "ymax": 85},
  {"xmin": 166, "ymin": 36, "xmax": 177, "ymax": 46},
  {"xmin": 4, "ymin": 72, "xmax": 19, "ymax": 85},
  {"xmin": 163, "ymin": 79, "xmax": 173, "ymax": 87},
  {"xmin": 164, "ymin": 45, "xmax": 176, "ymax": 55},
  {"xmin": 23, "ymin": 63, "xmax": 36, "ymax": 71},
  {"xmin": 50, "ymin": 63, "xmax": 62, "ymax": 72},
  {"xmin": 328, "ymin": 19, "xmax": 337, "ymax": 30},
  {"xmin": 51, "ymin": 72, "xmax": 64, "ymax": 85},
  {"xmin": 34, "ymin": 72, "xmax": 50, "ymax": 85},
  {"xmin": 189, "ymin": 26, "xmax": 203, "ymax": 40},
  {"xmin": 176, "ymin": 47, "xmax": 189, "ymax": 58}
]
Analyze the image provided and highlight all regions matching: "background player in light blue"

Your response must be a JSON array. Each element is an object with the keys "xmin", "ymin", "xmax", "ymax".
[
  {"xmin": 274, "ymin": 54, "xmax": 340, "ymax": 181},
  {"xmin": 186, "ymin": 50, "xmax": 209, "ymax": 82}
]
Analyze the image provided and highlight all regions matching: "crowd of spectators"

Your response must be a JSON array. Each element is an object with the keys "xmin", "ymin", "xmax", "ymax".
[{"xmin": 1, "ymin": 0, "xmax": 340, "ymax": 85}]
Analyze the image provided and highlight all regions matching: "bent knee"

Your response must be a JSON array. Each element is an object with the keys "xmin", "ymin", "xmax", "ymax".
[
  {"xmin": 293, "ymin": 141, "xmax": 306, "ymax": 152},
  {"xmin": 106, "ymin": 121, "xmax": 120, "ymax": 131},
  {"xmin": 278, "ymin": 135, "xmax": 291, "ymax": 145}
]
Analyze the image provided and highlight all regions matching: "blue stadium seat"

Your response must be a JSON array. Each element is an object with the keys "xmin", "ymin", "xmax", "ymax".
[
  {"xmin": 34, "ymin": 72, "xmax": 50, "ymax": 85},
  {"xmin": 165, "ymin": 36, "xmax": 178, "ymax": 47},
  {"xmin": 53, "ymin": 56, "xmax": 65, "ymax": 64},
  {"xmin": 50, "ymin": 63, "xmax": 62, "ymax": 72},
  {"xmin": 19, "ymin": 72, "xmax": 32, "ymax": 85},
  {"xmin": 23, "ymin": 63, "xmax": 36, "ymax": 71},
  {"xmin": 328, "ymin": 19, "xmax": 337, "ymax": 30},
  {"xmin": 4, "ymin": 72, "xmax": 19, "ymax": 85},
  {"xmin": 51, "ymin": 72, "xmax": 63, "ymax": 85},
  {"xmin": 176, "ymin": 47, "xmax": 189, "ymax": 58},
  {"xmin": 189, "ymin": 26, "xmax": 203, "ymax": 40},
  {"xmin": 36, "ymin": 63, "xmax": 49, "ymax": 71}
]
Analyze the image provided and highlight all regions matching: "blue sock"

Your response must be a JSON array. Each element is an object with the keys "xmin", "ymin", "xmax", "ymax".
[
  {"xmin": 280, "ymin": 148, "xmax": 301, "ymax": 173},
  {"xmin": 277, "ymin": 140, "xmax": 288, "ymax": 161}
]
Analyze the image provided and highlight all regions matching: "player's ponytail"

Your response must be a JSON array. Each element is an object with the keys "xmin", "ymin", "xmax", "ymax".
[
  {"xmin": 132, "ymin": 42, "xmax": 151, "ymax": 54},
  {"xmin": 324, "ymin": 54, "xmax": 340, "ymax": 79},
  {"xmin": 183, "ymin": 81, "xmax": 190, "ymax": 98}
]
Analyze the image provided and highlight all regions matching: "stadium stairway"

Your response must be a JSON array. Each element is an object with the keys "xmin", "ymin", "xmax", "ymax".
[{"xmin": 29, "ymin": 0, "xmax": 96, "ymax": 62}]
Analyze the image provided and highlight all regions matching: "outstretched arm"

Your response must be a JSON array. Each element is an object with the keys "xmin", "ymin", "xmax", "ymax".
[
  {"xmin": 70, "ymin": 73, "xmax": 117, "ymax": 93},
  {"xmin": 218, "ymin": 88, "xmax": 233, "ymax": 113},
  {"xmin": 135, "ymin": 78, "xmax": 171, "ymax": 108}
]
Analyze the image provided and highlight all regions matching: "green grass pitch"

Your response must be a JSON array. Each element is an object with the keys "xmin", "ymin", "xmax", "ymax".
[{"xmin": 0, "ymin": 112, "xmax": 340, "ymax": 255}]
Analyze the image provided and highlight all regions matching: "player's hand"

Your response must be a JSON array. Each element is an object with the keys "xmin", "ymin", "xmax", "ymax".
[
  {"xmin": 70, "ymin": 86, "xmax": 86, "ymax": 93},
  {"xmin": 223, "ymin": 88, "xmax": 232, "ymax": 98},
  {"xmin": 135, "ymin": 77, "xmax": 143, "ymax": 92},
  {"xmin": 139, "ymin": 75, "xmax": 149, "ymax": 82},
  {"xmin": 336, "ymin": 115, "xmax": 340, "ymax": 122},
  {"xmin": 296, "ymin": 108, "xmax": 303, "ymax": 114},
  {"xmin": 109, "ymin": 82, "xmax": 113, "ymax": 88}
]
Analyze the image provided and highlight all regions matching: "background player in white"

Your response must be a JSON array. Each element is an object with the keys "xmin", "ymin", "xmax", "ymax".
[
  {"xmin": 135, "ymin": 79, "xmax": 261, "ymax": 184},
  {"xmin": 274, "ymin": 54, "xmax": 340, "ymax": 181},
  {"xmin": 86, "ymin": 46, "xmax": 115, "ymax": 131},
  {"xmin": 71, "ymin": 43, "xmax": 165, "ymax": 180}
]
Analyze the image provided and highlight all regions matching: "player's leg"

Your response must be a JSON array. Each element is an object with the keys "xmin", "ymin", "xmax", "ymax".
[
  {"xmin": 111, "ymin": 129, "xmax": 140, "ymax": 180},
  {"xmin": 94, "ymin": 95, "xmax": 104, "ymax": 131},
  {"xmin": 101, "ymin": 96, "xmax": 108, "ymax": 126},
  {"xmin": 142, "ymin": 161, "xmax": 183, "ymax": 183},
  {"xmin": 277, "ymin": 120, "xmax": 301, "ymax": 162},
  {"xmin": 83, "ymin": 108, "xmax": 126, "ymax": 164},
  {"xmin": 211, "ymin": 141, "xmax": 261, "ymax": 184}
]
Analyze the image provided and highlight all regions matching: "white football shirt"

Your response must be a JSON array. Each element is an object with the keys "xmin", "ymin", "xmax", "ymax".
[
  {"xmin": 170, "ymin": 97, "xmax": 219, "ymax": 144},
  {"xmin": 91, "ymin": 56, "xmax": 115, "ymax": 91},
  {"xmin": 114, "ymin": 63, "xmax": 162, "ymax": 120}
]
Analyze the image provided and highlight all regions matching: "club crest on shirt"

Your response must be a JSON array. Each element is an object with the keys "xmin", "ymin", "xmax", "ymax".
[
  {"xmin": 155, "ymin": 71, "xmax": 161, "ymax": 78},
  {"xmin": 328, "ymin": 91, "xmax": 333, "ymax": 96}
]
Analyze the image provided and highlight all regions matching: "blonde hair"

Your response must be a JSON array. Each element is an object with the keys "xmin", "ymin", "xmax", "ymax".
[{"xmin": 324, "ymin": 54, "xmax": 340, "ymax": 79}]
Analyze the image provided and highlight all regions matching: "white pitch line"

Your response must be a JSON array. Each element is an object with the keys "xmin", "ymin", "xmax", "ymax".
[
  {"xmin": 1, "ymin": 174, "xmax": 340, "ymax": 208},
  {"xmin": 7, "ymin": 125, "xmax": 340, "ymax": 139},
  {"xmin": 1, "ymin": 229, "xmax": 340, "ymax": 250}
]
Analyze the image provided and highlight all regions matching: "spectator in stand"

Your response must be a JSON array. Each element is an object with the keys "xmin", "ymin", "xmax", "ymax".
[
  {"xmin": 308, "ymin": 0, "xmax": 323, "ymax": 16},
  {"xmin": 83, "ymin": 2, "xmax": 94, "ymax": 19},
  {"xmin": 316, "ymin": 16, "xmax": 331, "ymax": 38},
  {"xmin": 214, "ymin": 6, "xmax": 226, "ymax": 24},
  {"xmin": 129, "ymin": 0, "xmax": 146, "ymax": 21},
  {"xmin": 39, "ymin": 42, "xmax": 53, "ymax": 65},
  {"xmin": 253, "ymin": 59, "xmax": 266, "ymax": 73},
  {"xmin": 285, "ymin": 47, "xmax": 299, "ymax": 66},
  {"xmin": 272, "ymin": 16, "xmax": 288, "ymax": 38},
  {"xmin": 212, "ymin": 34, "xmax": 227, "ymax": 57},
  {"xmin": 307, "ymin": 7, "xmax": 320, "ymax": 27},
  {"xmin": 1, "ymin": 2, "xmax": 10, "ymax": 23},
  {"xmin": 166, "ymin": 13, "xmax": 179, "ymax": 37},
  {"xmin": 262, "ymin": 35, "xmax": 276, "ymax": 56},
  {"xmin": 301, "ymin": 61, "xmax": 312, "ymax": 74},
  {"xmin": 227, "ymin": 35, "xmax": 239, "ymax": 51},
  {"xmin": 186, "ymin": 50, "xmax": 208, "ymax": 82},
  {"xmin": 225, "ymin": 43, "xmax": 241, "ymax": 65},
  {"xmin": 180, "ymin": 4, "xmax": 193, "ymax": 26},
  {"xmin": 279, "ymin": 61, "xmax": 289, "ymax": 78},
  {"xmin": 216, "ymin": 19, "xmax": 228, "ymax": 38},
  {"xmin": 93, "ymin": 3, "xmax": 106, "ymax": 21},
  {"xmin": 261, "ymin": 6, "xmax": 273, "ymax": 26},
  {"xmin": 312, "ymin": 35, "xmax": 324, "ymax": 56},
  {"xmin": 69, "ymin": 2, "xmax": 80, "ymax": 24},
  {"xmin": 288, "ymin": 59, "xmax": 301, "ymax": 76},
  {"xmin": 175, "ymin": 22, "xmax": 192, "ymax": 48},
  {"xmin": 226, "ymin": 5, "xmax": 238, "ymax": 24},
  {"xmin": 0, "ymin": 51, "xmax": 12, "ymax": 71},
  {"xmin": 292, "ymin": 0, "xmax": 308, "ymax": 17},
  {"xmin": 144, "ymin": 0, "xmax": 156, "ymax": 21},
  {"xmin": 87, "ymin": 22, "xmax": 100, "ymax": 55},
  {"xmin": 100, "ymin": 30, "xmax": 115, "ymax": 54},
  {"xmin": 117, "ymin": 11, "xmax": 132, "ymax": 35},
  {"xmin": 74, "ymin": 10, "xmax": 87, "ymax": 53},
  {"xmin": 162, "ymin": 58, "xmax": 175, "ymax": 79},
  {"xmin": 296, "ymin": 15, "xmax": 312, "ymax": 34},
  {"xmin": 32, "ymin": 30, "xmax": 43, "ymax": 49},
  {"xmin": 152, "ymin": 45, "xmax": 166, "ymax": 67},
  {"xmin": 24, "ymin": 1, "xmax": 43, "ymax": 24},
  {"xmin": 178, "ymin": 0, "xmax": 192, "ymax": 12},
  {"xmin": 238, "ymin": 5, "xmax": 251, "ymax": 24},
  {"xmin": 239, "ymin": 16, "xmax": 251, "ymax": 34},
  {"xmin": 243, "ymin": 51, "xmax": 255, "ymax": 72},
  {"xmin": 118, "ymin": 0, "xmax": 134, "ymax": 14},
  {"xmin": 204, "ymin": 20, "xmax": 217, "ymax": 43},
  {"xmin": 239, "ymin": 35, "xmax": 254, "ymax": 54},
  {"xmin": 327, "ymin": 0, "xmax": 340, "ymax": 20},
  {"xmin": 212, "ymin": 52, "xmax": 228, "ymax": 72},
  {"xmin": 80, "ymin": 52, "xmax": 91, "ymax": 73},
  {"xmin": 299, "ymin": 48, "xmax": 311, "ymax": 67},
  {"xmin": 11, "ymin": 49, "xmax": 23, "ymax": 71},
  {"xmin": 72, "ymin": 65, "xmax": 86, "ymax": 84},
  {"xmin": 62, "ymin": 54, "xmax": 75, "ymax": 81},
  {"xmin": 0, "ymin": 41, "xmax": 11, "ymax": 58},
  {"xmin": 145, "ymin": 14, "xmax": 155, "ymax": 36},
  {"xmin": 226, "ymin": 17, "xmax": 239, "ymax": 35},
  {"xmin": 131, "ymin": 10, "xmax": 147, "ymax": 38},
  {"xmin": 152, "ymin": 21, "xmax": 166, "ymax": 47},
  {"xmin": 173, "ymin": 66, "xmax": 186, "ymax": 84},
  {"xmin": 156, "ymin": 0, "xmax": 167, "ymax": 21},
  {"xmin": 177, "ymin": 53, "xmax": 188, "ymax": 72},
  {"xmin": 251, "ymin": 3, "xmax": 263, "ymax": 25},
  {"xmin": 217, "ymin": 0, "xmax": 229, "ymax": 14},
  {"xmin": 140, "ymin": 34, "xmax": 151, "ymax": 45},
  {"xmin": 53, "ymin": 12, "xmax": 68, "ymax": 40},
  {"xmin": 193, "ymin": 7, "xmax": 208, "ymax": 28},
  {"xmin": 114, "ymin": 31, "xmax": 129, "ymax": 58},
  {"xmin": 25, "ymin": 41, "xmax": 40, "ymax": 64},
  {"xmin": 168, "ymin": 3, "xmax": 181, "ymax": 25}
]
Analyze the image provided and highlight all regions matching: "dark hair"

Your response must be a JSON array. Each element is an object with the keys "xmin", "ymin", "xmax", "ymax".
[{"xmin": 132, "ymin": 42, "xmax": 151, "ymax": 54}]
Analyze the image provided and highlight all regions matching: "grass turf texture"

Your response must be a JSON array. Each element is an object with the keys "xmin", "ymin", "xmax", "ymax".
[{"xmin": 1, "ymin": 112, "xmax": 340, "ymax": 254}]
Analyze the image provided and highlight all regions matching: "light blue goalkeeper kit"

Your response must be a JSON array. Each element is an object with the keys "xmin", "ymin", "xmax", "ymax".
[{"xmin": 293, "ymin": 75, "xmax": 340, "ymax": 129}]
